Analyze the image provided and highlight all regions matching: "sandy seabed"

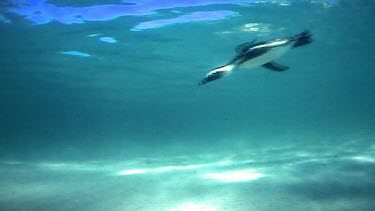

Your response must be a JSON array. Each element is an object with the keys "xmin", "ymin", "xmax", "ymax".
[{"xmin": 1, "ymin": 138, "xmax": 374, "ymax": 211}]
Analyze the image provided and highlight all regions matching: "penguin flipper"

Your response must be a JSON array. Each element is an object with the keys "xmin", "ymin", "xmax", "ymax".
[
  {"xmin": 262, "ymin": 61, "xmax": 289, "ymax": 71},
  {"xmin": 235, "ymin": 39, "xmax": 257, "ymax": 54}
]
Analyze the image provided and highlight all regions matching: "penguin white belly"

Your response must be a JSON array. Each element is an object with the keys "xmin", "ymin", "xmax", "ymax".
[{"xmin": 239, "ymin": 45, "xmax": 291, "ymax": 69}]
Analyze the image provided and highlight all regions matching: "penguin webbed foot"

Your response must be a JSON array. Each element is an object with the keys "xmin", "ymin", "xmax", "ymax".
[
  {"xmin": 292, "ymin": 30, "xmax": 313, "ymax": 48},
  {"xmin": 262, "ymin": 61, "xmax": 289, "ymax": 71}
]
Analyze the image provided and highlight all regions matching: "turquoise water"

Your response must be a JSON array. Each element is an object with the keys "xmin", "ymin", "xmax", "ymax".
[{"xmin": 0, "ymin": 0, "xmax": 374, "ymax": 210}]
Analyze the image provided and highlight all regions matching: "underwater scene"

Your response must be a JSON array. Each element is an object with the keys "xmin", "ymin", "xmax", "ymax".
[{"xmin": 0, "ymin": 0, "xmax": 374, "ymax": 210}]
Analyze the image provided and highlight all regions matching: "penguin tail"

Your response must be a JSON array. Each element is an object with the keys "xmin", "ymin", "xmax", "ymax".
[{"xmin": 292, "ymin": 30, "xmax": 312, "ymax": 48}]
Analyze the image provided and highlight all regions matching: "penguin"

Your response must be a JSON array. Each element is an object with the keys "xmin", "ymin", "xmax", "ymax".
[{"xmin": 198, "ymin": 30, "xmax": 312, "ymax": 85}]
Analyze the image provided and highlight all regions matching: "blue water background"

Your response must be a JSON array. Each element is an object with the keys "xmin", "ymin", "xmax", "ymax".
[{"xmin": 0, "ymin": 0, "xmax": 374, "ymax": 210}]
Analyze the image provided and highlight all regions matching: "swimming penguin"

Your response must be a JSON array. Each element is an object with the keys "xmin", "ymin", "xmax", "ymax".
[{"xmin": 198, "ymin": 30, "xmax": 312, "ymax": 85}]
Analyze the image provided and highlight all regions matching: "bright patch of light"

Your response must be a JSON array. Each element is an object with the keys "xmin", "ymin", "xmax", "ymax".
[
  {"xmin": 99, "ymin": 37, "xmax": 117, "ymax": 43},
  {"xmin": 240, "ymin": 23, "xmax": 271, "ymax": 32},
  {"xmin": 350, "ymin": 156, "xmax": 375, "ymax": 163},
  {"xmin": 203, "ymin": 169, "xmax": 264, "ymax": 182},
  {"xmin": 117, "ymin": 158, "xmax": 262, "ymax": 177},
  {"xmin": 61, "ymin": 51, "xmax": 91, "ymax": 57},
  {"xmin": 117, "ymin": 158, "xmax": 241, "ymax": 176},
  {"xmin": 295, "ymin": 152, "xmax": 311, "ymax": 157},
  {"xmin": 88, "ymin": 33, "xmax": 102, "ymax": 37},
  {"xmin": 217, "ymin": 22, "xmax": 274, "ymax": 35},
  {"xmin": 119, "ymin": 169, "xmax": 149, "ymax": 175},
  {"xmin": 278, "ymin": 1, "xmax": 291, "ymax": 6},
  {"xmin": 131, "ymin": 10, "xmax": 236, "ymax": 31},
  {"xmin": 169, "ymin": 202, "xmax": 217, "ymax": 211}
]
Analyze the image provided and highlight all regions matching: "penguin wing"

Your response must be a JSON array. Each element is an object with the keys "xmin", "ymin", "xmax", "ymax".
[
  {"xmin": 235, "ymin": 39, "xmax": 258, "ymax": 54},
  {"xmin": 262, "ymin": 61, "xmax": 289, "ymax": 71}
]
